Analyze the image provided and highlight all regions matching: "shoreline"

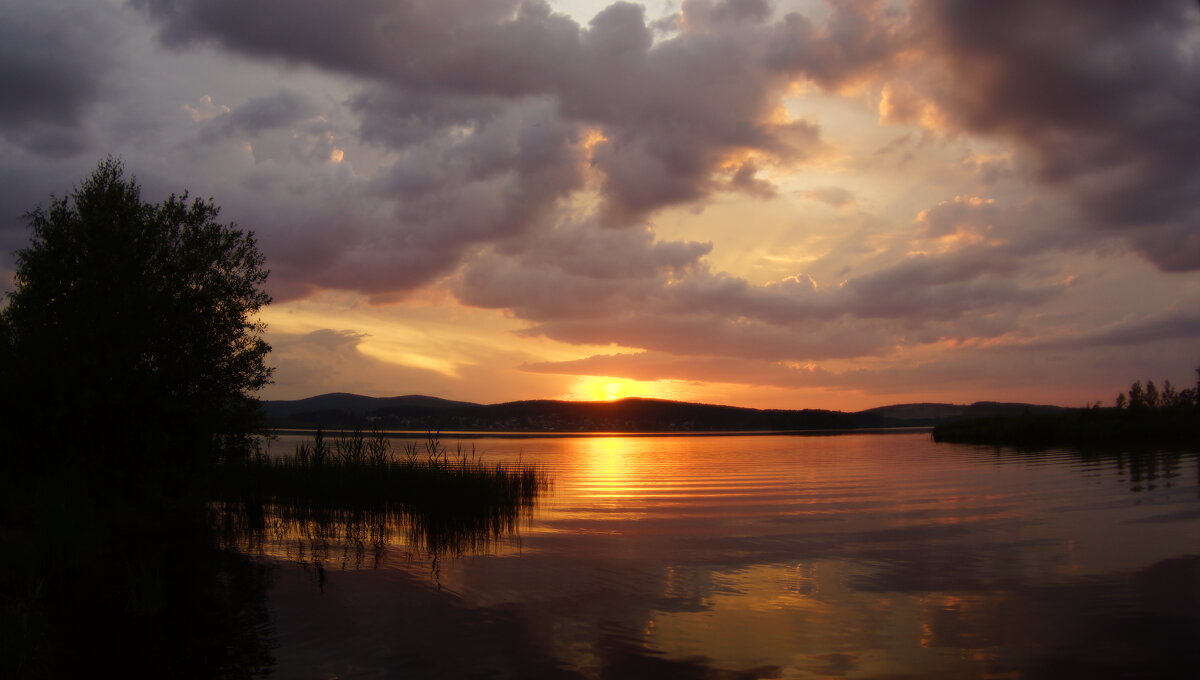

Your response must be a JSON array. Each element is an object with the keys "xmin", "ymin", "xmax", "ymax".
[{"xmin": 266, "ymin": 426, "xmax": 934, "ymax": 439}]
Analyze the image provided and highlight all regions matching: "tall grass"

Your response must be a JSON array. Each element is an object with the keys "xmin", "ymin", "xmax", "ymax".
[{"xmin": 211, "ymin": 428, "xmax": 548, "ymax": 564}]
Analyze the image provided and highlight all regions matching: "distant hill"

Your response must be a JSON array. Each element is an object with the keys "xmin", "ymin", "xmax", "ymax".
[
  {"xmin": 860, "ymin": 401, "xmax": 1067, "ymax": 426},
  {"xmin": 858, "ymin": 402, "xmax": 968, "ymax": 422},
  {"xmin": 261, "ymin": 393, "xmax": 1067, "ymax": 432},
  {"xmin": 262, "ymin": 393, "xmax": 480, "ymax": 420}
]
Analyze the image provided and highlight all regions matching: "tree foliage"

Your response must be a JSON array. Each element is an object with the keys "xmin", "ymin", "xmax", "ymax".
[
  {"xmin": 1116, "ymin": 373, "xmax": 1198, "ymax": 411},
  {"xmin": 1, "ymin": 158, "xmax": 272, "ymax": 469}
]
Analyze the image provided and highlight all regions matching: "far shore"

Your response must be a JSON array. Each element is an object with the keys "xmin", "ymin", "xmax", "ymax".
[{"xmin": 266, "ymin": 426, "xmax": 934, "ymax": 439}]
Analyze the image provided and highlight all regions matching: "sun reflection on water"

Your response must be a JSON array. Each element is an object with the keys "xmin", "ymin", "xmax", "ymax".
[
  {"xmin": 255, "ymin": 435, "xmax": 1200, "ymax": 679},
  {"xmin": 576, "ymin": 436, "xmax": 640, "ymax": 499}
]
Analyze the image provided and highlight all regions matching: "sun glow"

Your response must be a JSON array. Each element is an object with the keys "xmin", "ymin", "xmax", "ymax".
[{"xmin": 570, "ymin": 377, "xmax": 662, "ymax": 402}]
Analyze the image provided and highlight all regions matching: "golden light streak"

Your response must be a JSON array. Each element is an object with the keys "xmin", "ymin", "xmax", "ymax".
[
  {"xmin": 354, "ymin": 342, "xmax": 461, "ymax": 378},
  {"xmin": 260, "ymin": 292, "xmax": 609, "ymax": 367}
]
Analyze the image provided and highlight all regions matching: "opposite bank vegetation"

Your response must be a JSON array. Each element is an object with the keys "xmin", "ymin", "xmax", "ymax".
[{"xmin": 933, "ymin": 370, "xmax": 1200, "ymax": 449}]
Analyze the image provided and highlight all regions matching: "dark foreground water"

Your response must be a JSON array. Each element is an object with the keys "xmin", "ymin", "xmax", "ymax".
[{"xmin": 251, "ymin": 433, "xmax": 1200, "ymax": 679}]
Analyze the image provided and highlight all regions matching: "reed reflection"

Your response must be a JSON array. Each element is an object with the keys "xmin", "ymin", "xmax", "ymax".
[{"xmin": 213, "ymin": 430, "xmax": 548, "ymax": 575}]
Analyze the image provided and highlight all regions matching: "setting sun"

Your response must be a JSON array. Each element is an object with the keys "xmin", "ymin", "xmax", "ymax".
[{"xmin": 571, "ymin": 377, "xmax": 661, "ymax": 402}]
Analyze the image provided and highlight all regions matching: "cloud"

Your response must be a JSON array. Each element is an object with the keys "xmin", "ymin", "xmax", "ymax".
[
  {"xmin": 133, "ymin": 0, "xmax": 836, "ymax": 226},
  {"xmin": 351, "ymin": 89, "xmax": 502, "ymax": 151},
  {"xmin": 909, "ymin": 0, "xmax": 1200, "ymax": 271},
  {"xmin": 124, "ymin": 0, "xmax": 897, "ymax": 304},
  {"xmin": 269, "ymin": 328, "xmax": 484, "ymax": 400},
  {"xmin": 0, "ymin": 1, "xmax": 116, "ymax": 156},
  {"xmin": 836, "ymin": 247, "xmax": 1058, "ymax": 321},
  {"xmin": 764, "ymin": 0, "xmax": 909, "ymax": 89},
  {"xmin": 199, "ymin": 89, "xmax": 315, "ymax": 142},
  {"xmin": 797, "ymin": 186, "xmax": 857, "ymax": 208},
  {"xmin": 451, "ymin": 194, "xmax": 1064, "ymax": 366},
  {"xmin": 521, "ymin": 314, "xmax": 896, "ymax": 361},
  {"xmin": 520, "ymin": 340, "xmax": 1191, "ymax": 404},
  {"xmin": 0, "ymin": 0, "xmax": 1076, "ymax": 386},
  {"xmin": 517, "ymin": 349, "xmax": 969, "ymax": 395},
  {"xmin": 131, "ymin": 0, "xmax": 529, "ymax": 80},
  {"xmin": 665, "ymin": 235, "xmax": 1060, "ymax": 328},
  {"xmin": 522, "ymin": 351, "xmax": 828, "ymax": 388},
  {"xmin": 267, "ymin": 326, "xmax": 570, "ymax": 402},
  {"xmin": 571, "ymin": 2, "xmax": 828, "ymax": 222},
  {"xmin": 1029, "ymin": 310, "xmax": 1200, "ymax": 350},
  {"xmin": 4, "ymin": 0, "xmax": 1197, "ymax": 409},
  {"xmin": 458, "ymin": 219, "xmax": 711, "ymax": 320}
]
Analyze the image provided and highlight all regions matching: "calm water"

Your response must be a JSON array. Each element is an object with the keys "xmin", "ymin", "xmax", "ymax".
[{"xmin": 254, "ymin": 432, "xmax": 1200, "ymax": 679}]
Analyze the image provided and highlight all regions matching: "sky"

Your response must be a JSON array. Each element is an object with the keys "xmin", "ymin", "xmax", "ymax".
[{"xmin": 2, "ymin": 0, "xmax": 1199, "ymax": 410}]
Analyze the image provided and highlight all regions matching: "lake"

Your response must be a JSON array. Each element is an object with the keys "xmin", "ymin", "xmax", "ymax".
[{"xmin": 250, "ymin": 432, "xmax": 1200, "ymax": 679}]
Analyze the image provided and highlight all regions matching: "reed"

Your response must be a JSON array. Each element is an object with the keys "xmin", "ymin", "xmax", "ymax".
[
  {"xmin": 210, "ymin": 428, "xmax": 548, "ymax": 561},
  {"xmin": 218, "ymin": 427, "xmax": 544, "ymax": 506}
]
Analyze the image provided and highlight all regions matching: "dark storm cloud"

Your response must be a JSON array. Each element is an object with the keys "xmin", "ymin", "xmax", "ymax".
[
  {"xmin": 684, "ymin": 0, "xmax": 773, "ymax": 27},
  {"xmin": 131, "ymin": 0, "xmax": 528, "ymax": 81},
  {"xmin": 912, "ymin": 0, "xmax": 1200, "ymax": 271},
  {"xmin": 565, "ymin": 1, "xmax": 826, "ymax": 223},
  {"xmin": 352, "ymin": 89, "xmax": 502, "ymax": 150},
  {"xmin": 15, "ymin": 0, "xmax": 1186, "ymax": 397},
  {"xmin": 199, "ymin": 89, "xmax": 315, "ymax": 141},
  {"xmin": 659, "ymin": 242, "xmax": 1057, "ymax": 326},
  {"xmin": 764, "ymin": 0, "xmax": 908, "ymax": 89},
  {"xmin": 125, "ymin": 0, "xmax": 899, "ymax": 311},
  {"xmin": 836, "ymin": 247, "xmax": 1058, "ymax": 320},
  {"xmin": 0, "ymin": 161, "xmax": 74, "ymax": 255},
  {"xmin": 133, "ymin": 0, "xmax": 839, "ymax": 233},
  {"xmin": 369, "ymin": 97, "xmax": 586, "ymax": 277},
  {"xmin": 457, "ymin": 221, "xmax": 711, "ymax": 320},
  {"xmin": 0, "ymin": 1, "xmax": 115, "ymax": 156},
  {"xmin": 1029, "ymin": 310, "xmax": 1200, "ymax": 350}
]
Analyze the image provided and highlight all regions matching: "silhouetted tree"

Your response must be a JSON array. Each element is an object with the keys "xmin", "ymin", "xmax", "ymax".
[
  {"xmin": 1194, "ymin": 364, "xmax": 1200, "ymax": 407},
  {"xmin": 1114, "ymin": 368, "xmax": 1200, "ymax": 411},
  {"xmin": 1161, "ymin": 380, "xmax": 1178, "ymax": 407},
  {"xmin": 1145, "ymin": 380, "xmax": 1161, "ymax": 409},
  {"xmin": 1127, "ymin": 380, "xmax": 1147, "ymax": 410},
  {"xmin": 1, "ymin": 158, "xmax": 272, "ymax": 471}
]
